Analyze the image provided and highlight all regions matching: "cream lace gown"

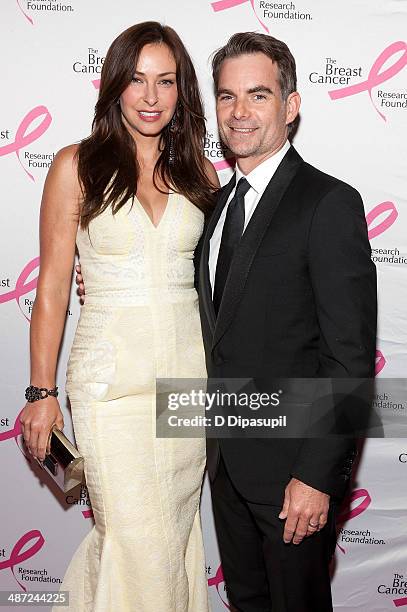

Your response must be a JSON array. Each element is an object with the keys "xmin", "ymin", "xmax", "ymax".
[{"xmin": 54, "ymin": 193, "xmax": 209, "ymax": 612}]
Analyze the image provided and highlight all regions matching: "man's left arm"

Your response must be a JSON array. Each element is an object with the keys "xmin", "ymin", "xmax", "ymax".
[{"xmin": 281, "ymin": 182, "xmax": 377, "ymax": 543}]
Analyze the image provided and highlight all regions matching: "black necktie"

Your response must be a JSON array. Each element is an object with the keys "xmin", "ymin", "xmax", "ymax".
[{"xmin": 213, "ymin": 177, "xmax": 251, "ymax": 314}]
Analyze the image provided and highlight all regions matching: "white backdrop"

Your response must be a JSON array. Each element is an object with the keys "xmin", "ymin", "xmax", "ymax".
[{"xmin": 1, "ymin": 1, "xmax": 407, "ymax": 610}]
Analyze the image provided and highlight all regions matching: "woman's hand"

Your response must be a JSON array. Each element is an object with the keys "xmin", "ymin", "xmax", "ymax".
[{"xmin": 20, "ymin": 397, "xmax": 64, "ymax": 461}]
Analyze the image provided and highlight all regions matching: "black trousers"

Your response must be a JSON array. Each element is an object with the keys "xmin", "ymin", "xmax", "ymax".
[{"xmin": 210, "ymin": 454, "xmax": 336, "ymax": 612}]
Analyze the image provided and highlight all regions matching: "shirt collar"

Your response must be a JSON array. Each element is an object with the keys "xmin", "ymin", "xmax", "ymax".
[{"xmin": 235, "ymin": 140, "xmax": 291, "ymax": 194}]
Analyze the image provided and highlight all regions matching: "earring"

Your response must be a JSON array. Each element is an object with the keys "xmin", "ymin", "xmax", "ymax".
[{"xmin": 169, "ymin": 115, "xmax": 176, "ymax": 165}]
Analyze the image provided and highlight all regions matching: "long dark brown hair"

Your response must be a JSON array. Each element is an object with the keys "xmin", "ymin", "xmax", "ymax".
[{"xmin": 77, "ymin": 22, "xmax": 215, "ymax": 229}]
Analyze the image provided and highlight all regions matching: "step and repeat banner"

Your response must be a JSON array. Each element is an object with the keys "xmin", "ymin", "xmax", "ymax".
[{"xmin": 1, "ymin": 1, "xmax": 406, "ymax": 610}]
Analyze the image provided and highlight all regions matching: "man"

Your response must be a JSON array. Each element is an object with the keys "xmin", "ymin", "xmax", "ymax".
[{"xmin": 198, "ymin": 33, "xmax": 377, "ymax": 611}]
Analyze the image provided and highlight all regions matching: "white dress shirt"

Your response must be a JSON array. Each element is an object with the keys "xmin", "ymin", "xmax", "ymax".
[{"xmin": 209, "ymin": 140, "xmax": 291, "ymax": 294}]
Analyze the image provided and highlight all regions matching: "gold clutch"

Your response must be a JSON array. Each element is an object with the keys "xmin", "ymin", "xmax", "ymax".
[{"xmin": 37, "ymin": 426, "xmax": 84, "ymax": 492}]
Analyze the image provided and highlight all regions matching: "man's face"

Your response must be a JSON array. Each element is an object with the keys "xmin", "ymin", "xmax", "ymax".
[{"xmin": 216, "ymin": 53, "xmax": 300, "ymax": 172}]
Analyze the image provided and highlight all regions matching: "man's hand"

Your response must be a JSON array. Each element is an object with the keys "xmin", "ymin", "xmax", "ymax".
[
  {"xmin": 279, "ymin": 478, "xmax": 330, "ymax": 545},
  {"xmin": 75, "ymin": 264, "xmax": 85, "ymax": 303}
]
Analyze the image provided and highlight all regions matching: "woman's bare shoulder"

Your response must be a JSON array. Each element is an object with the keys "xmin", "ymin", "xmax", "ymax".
[
  {"xmin": 52, "ymin": 143, "xmax": 79, "ymax": 172},
  {"xmin": 46, "ymin": 144, "xmax": 80, "ymax": 190},
  {"xmin": 42, "ymin": 143, "xmax": 81, "ymax": 209}
]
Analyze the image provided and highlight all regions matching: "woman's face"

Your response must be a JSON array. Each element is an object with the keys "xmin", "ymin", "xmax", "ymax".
[{"xmin": 119, "ymin": 43, "xmax": 178, "ymax": 140}]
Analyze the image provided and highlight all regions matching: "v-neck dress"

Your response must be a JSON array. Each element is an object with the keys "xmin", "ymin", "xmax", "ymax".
[{"xmin": 54, "ymin": 192, "xmax": 209, "ymax": 611}]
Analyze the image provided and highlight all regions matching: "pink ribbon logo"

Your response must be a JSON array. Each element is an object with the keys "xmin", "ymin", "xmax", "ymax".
[
  {"xmin": 92, "ymin": 79, "xmax": 100, "ymax": 90},
  {"xmin": 16, "ymin": 0, "xmax": 34, "ymax": 25},
  {"xmin": 336, "ymin": 488, "xmax": 371, "ymax": 554},
  {"xmin": 208, "ymin": 564, "xmax": 231, "ymax": 609},
  {"xmin": 0, "ymin": 410, "xmax": 23, "ymax": 444},
  {"xmin": 210, "ymin": 0, "xmax": 269, "ymax": 33},
  {"xmin": 0, "ymin": 407, "xmax": 33, "ymax": 466},
  {"xmin": 0, "ymin": 257, "xmax": 40, "ymax": 321},
  {"xmin": 394, "ymin": 596, "xmax": 407, "ymax": 607},
  {"xmin": 329, "ymin": 41, "xmax": 407, "ymax": 121},
  {"xmin": 0, "ymin": 530, "xmax": 45, "ymax": 590},
  {"xmin": 213, "ymin": 157, "xmax": 235, "ymax": 172},
  {"xmin": 375, "ymin": 350, "xmax": 386, "ymax": 376},
  {"xmin": 366, "ymin": 201, "xmax": 398, "ymax": 240},
  {"xmin": 0, "ymin": 106, "xmax": 52, "ymax": 180},
  {"xmin": 82, "ymin": 509, "xmax": 94, "ymax": 519}
]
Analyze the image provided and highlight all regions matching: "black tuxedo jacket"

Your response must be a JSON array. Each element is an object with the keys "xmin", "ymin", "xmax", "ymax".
[{"xmin": 197, "ymin": 146, "xmax": 377, "ymax": 505}]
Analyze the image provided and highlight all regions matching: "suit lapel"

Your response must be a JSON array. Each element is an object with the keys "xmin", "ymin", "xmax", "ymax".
[
  {"xmin": 212, "ymin": 146, "xmax": 303, "ymax": 350},
  {"xmin": 199, "ymin": 174, "xmax": 236, "ymax": 336}
]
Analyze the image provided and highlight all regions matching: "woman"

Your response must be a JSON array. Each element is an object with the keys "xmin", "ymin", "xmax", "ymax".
[{"xmin": 20, "ymin": 21, "xmax": 219, "ymax": 611}]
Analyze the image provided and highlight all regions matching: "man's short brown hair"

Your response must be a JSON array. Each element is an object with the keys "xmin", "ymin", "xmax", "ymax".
[{"xmin": 212, "ymin": 32, "xmax": 297, "ymax": 101}]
